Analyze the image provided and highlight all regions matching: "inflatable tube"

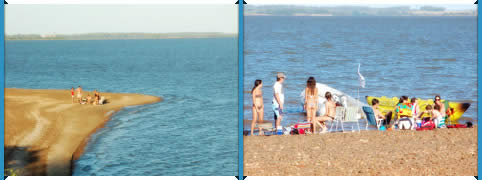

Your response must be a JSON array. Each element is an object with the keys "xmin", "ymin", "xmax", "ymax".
[{"xmin": 300, "ymin": 83, "xmax": 367, "ymax": 117}]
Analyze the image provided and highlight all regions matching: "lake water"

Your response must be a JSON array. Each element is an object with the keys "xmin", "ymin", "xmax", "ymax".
[
  {"xmin": 6, "ymin": 38, "xmax": 238, "ymax": 175},
  {"xmin": 244, "ymin": 16, "xmax": 477, "ymax": 131}
]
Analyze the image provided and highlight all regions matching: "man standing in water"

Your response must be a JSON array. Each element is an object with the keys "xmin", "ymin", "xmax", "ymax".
[{"xmin": 273, "ymin": 72, "xmax": 285, "ymax": 135}]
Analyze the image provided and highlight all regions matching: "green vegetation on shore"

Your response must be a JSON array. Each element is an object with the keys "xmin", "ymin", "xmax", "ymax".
[
  {"xmin": 6, "ymin": 32, "xmax": 237, "ymax": 40},
  {"xmin": 246, "ymin": 5, "xmax": 477, "ymax": 16}
]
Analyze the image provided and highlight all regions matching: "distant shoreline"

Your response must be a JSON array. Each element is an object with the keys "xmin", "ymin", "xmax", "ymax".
[
  {"xmin": 245, "ymin": 5, "xmax": 476, "ymax": 17},
  {"xmin": 4, "ymin": 88, "xmax": 162, "ymax": 175},
  {"xmin": 245, "ymin": 14, "xmax": 476, "ymax": 17},
  {"xmin": 5, "ymin": 32, "xmax": 237, "ymax": 41}
]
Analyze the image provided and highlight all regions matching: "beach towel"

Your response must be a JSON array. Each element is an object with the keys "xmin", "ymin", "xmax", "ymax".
[{"xmin": 294, "ymin": 123, "xmax": 311, "ymax": 134}]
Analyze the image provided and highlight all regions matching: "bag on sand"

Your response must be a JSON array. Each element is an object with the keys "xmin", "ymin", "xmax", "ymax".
[
  {"xmin": 293, "ymin": 123, "xmax": 311, "ymax": 135},
  {"xmin": 416, "ymin": 120, "xmax": 435, "ymax": 131}
]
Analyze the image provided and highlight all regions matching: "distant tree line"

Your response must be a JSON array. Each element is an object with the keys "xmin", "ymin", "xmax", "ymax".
[
  {"xmin": 245, "ymin": 5, "xmax": 474, "ymax": 16},
  {"xmin": 5, "ymin": 32, "xmax": 236, "ymax": 40}
]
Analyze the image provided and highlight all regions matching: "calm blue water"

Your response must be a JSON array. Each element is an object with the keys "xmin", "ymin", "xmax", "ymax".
[
  {"xmin": 244, "ymin": 16, "xmax": 477, "ymax": 131},
  {"xmin": 6, "ymin": 38, "xmax": 238, "ymax": 175}
]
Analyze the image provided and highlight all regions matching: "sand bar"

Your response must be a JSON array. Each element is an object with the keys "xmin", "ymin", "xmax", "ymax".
[
  {"xmin": 244, "ymin": 128, "xmax": 477, "ymax": 176},
  {"xmin": 4, "ymin": 88, "xmax": 162, "ymax": 175}
]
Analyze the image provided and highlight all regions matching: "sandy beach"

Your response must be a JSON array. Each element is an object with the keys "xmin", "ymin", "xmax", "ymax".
[
  {"xmin": 244, "ymin": 128, "xmax": 477, "ymax": 176},
  {"xmin": 4, "ymin": 88, "xmax": 162, "ymax": 176}
]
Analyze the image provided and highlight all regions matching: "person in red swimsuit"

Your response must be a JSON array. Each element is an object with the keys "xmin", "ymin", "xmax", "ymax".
[{"xmin": 71, "ymin": 87, "xmax": 75, "ymax": 103}]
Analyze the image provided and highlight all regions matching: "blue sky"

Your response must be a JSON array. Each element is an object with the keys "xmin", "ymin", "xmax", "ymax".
[{"xmin": 6, "ymin": 5, "xmax": 238, "ymax": 35}]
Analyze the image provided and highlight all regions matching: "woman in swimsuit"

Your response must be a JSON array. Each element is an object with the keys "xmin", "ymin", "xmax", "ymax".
[
  {"xmin": 71, "ymin": 87, "xmax": 75, "ymax": 103},
  {"xmin": 251, "ymin": 79, "xmax": 264, "ymax": 136},
  {"xmin": 434, "ymin": 95, "xmax": 447, "ymax": 125},
  {"xmin": 304, "ymin": 77, "xmax": 318, "ymax": 125},
  {"xmin": 433, "ymin": 104, "xmax": 445, "ymax": 128},
  {"xmin": 316, "ymin": 91, "xmax": 335, "ymax": 133}
]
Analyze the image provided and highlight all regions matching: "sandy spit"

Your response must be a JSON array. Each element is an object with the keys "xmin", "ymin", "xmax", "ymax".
[{"xmin": 4, "ymin": 88, "xmax": 162, "ymax": 175}]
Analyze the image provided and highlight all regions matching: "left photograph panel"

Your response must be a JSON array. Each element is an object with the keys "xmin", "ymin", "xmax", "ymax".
[{"xmin": 4, "ymin": 4, "xmax": 238, "ymax": 176}]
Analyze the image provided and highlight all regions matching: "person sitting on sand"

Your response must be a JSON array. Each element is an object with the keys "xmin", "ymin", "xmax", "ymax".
[
  {"xmin": 418, "ymin": 105, "xmax": 435, "ymax": 129},
  {"xmin": 71, "ymin": 87, "xmax": 75, "ymax": 103},
  {"xmin": 87, "ymin": 94, "xmax": 92, "ymax": 104},
  {"xmin": 371, "ymin": 98, "xmax": 392, "ymax": 128},
  {"xmin": 410, "ymin": 97, "xmax": 420, "ymax": 130},
  {"xmin": 395, "ymin": 96, "xmax": 413, "ymax": 130},
  {"xmin": 433, "ymin": 104, "xmax": 446, "ymax": 128},
  {"xmin": 418, "ymin": 104, "xmax": 433, "ymax": 122},
  {"xmin": 315, "ymin": 91, "xmax": 335, "ymax": 133},
  {"xmin": 304, "ymin": 77, "xmax": 318, "ymax": 124},
  {"xmin": 434, "ymin": 95, "xmax": 447, "ymax": 127},
  {"xmin": 76, "ymin": 86, "xmax": 83, "ymax": 104},
  {"xmin": 251, "ymin": 79, "xmax": 264, "ymax": 136}
]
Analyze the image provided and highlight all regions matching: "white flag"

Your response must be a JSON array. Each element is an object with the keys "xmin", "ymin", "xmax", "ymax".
[{"xmin": 358, "ymin": 63, "xmax": 365, "ymax": 88}]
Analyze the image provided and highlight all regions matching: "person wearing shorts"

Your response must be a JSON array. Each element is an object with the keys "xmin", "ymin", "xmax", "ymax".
[
  {"xmin": 395, "ymin": 96, "xmax": 413, "ymax": 130},
  {"xmin": 272, "ymin": 72, "xmax": 285, "ymax": 133}
]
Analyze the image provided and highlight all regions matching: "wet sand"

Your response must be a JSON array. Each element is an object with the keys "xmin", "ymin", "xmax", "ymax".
[
  {"xmin": 244, "ymin": 128, "xmax": 477, "ymax": 176},
  {"xmin": 4, "ymin": 88, "xmax": 162, "ymax": 176}
]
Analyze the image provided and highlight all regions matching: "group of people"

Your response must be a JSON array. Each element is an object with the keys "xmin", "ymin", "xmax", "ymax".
[
  {"xmin": 250, "ymin": 72, "xmax": 336, "ymax": 135},
  {"xmin": 371, "ymin": 95, "xmax": 448, "ymax": 130},
  {"xmin": 250, "ymin": 72, "xmax": 451, "ymax": 135},
  {"xmin": 71, "ymin": 86, "xmax": 102, "ymax": 105}
]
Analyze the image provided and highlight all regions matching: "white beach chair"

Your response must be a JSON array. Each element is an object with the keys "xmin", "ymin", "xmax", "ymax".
[
  {"xmin": 329, "ymin": 106, "xmax": 346, "ymax": 132},
  {"xmin": 341, "ymin": 106, "xmax": 361, "ymax": 133}
]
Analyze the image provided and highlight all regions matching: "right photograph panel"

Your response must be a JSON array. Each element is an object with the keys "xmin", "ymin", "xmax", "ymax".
[{"xmin": 243, "ymin": 2, "xmax": 477, "ymax": 176}]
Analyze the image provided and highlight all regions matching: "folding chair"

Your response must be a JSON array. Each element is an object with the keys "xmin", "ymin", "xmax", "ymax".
[
  {"xmin": 329, "ymin": 106, "xmax": 345, "ymax": 132},
  {"xmin": 342, "ymin": 106, "xmax": 361, "ymax": 132},
  {"xmin": 362, "ymin": 106, "xmax": 382, "ymax": 130}
]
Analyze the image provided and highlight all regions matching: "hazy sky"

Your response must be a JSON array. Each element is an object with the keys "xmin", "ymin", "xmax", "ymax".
[
  {"xmin": 6, "ymin": 5, "xmax": 238, "ymax": 35},
  {"xmin": 249, "ymin": 0, "xmax": 477, "ymax": 10}
]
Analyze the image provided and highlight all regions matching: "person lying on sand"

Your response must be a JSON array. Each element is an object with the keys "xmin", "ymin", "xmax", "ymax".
[{"xmin": 315, "ymin": 91, "xmax": 335, "ymax": 133}]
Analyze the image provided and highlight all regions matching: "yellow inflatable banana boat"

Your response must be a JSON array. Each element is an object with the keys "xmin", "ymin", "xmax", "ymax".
[{"xmin": 366, "ymin": 96, "xmax": 470, "ymax": 124}]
